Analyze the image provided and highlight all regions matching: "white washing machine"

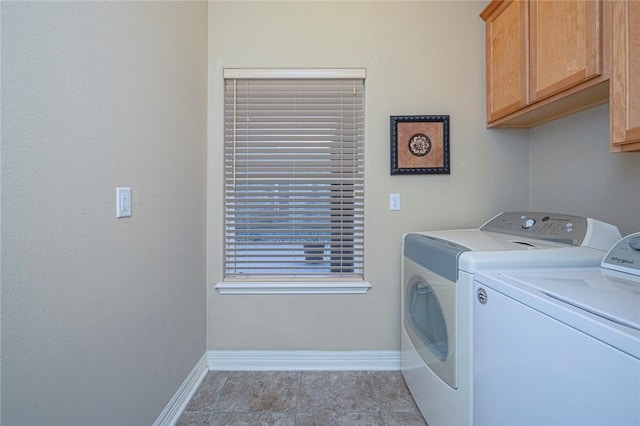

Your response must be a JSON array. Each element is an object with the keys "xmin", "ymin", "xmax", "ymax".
[
  {"xmin": 472, "ymin": 232, "xmax": 640, "ymax": 426},
  {"xmin": 401, "ymin": 212, "xmax": 622, "ymax": 426}
]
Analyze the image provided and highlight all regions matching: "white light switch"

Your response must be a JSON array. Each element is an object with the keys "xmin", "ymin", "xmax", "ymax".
[
  {"xmin": 116, "ymin": 187, "xmax": 132, "ymax": 218},
  {"xmin": 390, "ymin": 193, "xmax": 401, "ymax": 211}
]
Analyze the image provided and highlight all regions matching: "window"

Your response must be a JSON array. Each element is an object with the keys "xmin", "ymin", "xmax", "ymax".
[{"xmin": 223, "ymin": 69, "xmax": 365, "ymax": 283}]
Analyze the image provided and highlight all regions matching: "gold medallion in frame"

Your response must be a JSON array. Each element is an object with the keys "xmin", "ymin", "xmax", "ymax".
[{"xmin": 390, "ymin": 115, "xmax": 450, "ymax": 175}]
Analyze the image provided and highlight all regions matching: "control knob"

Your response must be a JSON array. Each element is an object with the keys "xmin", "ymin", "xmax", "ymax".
[{"xmin": 522, "ymin": 218, "xmax": 536, "ymax": 229}]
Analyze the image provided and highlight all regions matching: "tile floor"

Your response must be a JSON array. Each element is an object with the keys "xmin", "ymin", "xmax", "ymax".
[{"xmin": 178, "ymin": 370, "xmax": 428, "ymax": 425}]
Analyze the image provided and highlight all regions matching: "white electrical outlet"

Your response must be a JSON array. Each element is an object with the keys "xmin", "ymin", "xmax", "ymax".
[
  {"xmin": 390, "ymin": 193, "xmax": 401, "ymax": 211},
  {"xmin": 116, "ymin": 187, "xmax": 132, "ymax": 218}
]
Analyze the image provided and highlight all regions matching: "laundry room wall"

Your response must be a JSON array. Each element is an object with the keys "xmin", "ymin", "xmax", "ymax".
[
  {"xmin": 207, "ymin": 1, "xmax": 530, "ymax": 352},
  {"xmin": 2, "ymin": 2, "xmax": 207, "ymax": 424},
  {"xmin": 529, "ymin": 104, "xmax": 640, "ymax": 236}
]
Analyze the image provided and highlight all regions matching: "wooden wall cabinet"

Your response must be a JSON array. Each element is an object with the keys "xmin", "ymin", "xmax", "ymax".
[
  {"xmin": 610, "ymin": 0, "xmax": 640, "ymax": 152},
  {"xmin": 481, "ymin": 0, "xmax": 609, "ymax": 128},
  {"xmin": 483, "ymin": 0, "xmax": 528, "ymax": 122}
]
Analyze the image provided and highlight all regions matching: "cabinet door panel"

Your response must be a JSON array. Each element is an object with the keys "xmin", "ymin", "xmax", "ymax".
[
  {"xmin": 611, "ymin": 0, "xmax": 640, "ymax": 151},
  {"xmin": 530, "ymin": 0, "xmax": 602, "ymax": 102},
  {"xmin": 629, "ymin": 2, "xmax": 640, "ymax": 137},
  {"xmin": 486, "ymin": 0, "xmax": 528, "ymax": 122}
]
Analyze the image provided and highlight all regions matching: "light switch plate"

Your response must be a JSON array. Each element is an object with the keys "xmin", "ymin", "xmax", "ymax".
[
  {"xmin": 116, "ymin": 187, "xmax": 132, "ymax": 218},
  {"xmin": 390, "ymin": 193, "xmax": 400, "ymax": 211}
]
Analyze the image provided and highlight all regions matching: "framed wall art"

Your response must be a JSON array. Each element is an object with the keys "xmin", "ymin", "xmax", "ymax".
[{"xmin": 390, "ymin": 115, "xmax": 450, "ymax": 175}]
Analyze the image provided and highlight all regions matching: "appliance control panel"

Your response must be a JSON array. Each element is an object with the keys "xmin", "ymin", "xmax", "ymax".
[
  {"xmin": 601, "ymin": 232, "xmax": 640, "ymax": 276},
  {"xmin": 480, "ymin": 212, "xmax": 591, "ymax": 246}
]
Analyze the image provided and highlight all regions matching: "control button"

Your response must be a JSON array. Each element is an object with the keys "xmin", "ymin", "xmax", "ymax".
[
  {"xmin": 522, "ymin": 218, "xmax": 536, "ymax": 229},
  {"xmin": 566, "ymin": 223, "xmax": 573, "ymax": 228},
  {"xmin": 629, "ymin": 236, "xmax": 640, "ymax": 251}
]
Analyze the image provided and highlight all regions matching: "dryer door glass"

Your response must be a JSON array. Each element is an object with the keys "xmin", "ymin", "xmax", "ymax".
[
  {"xmin": 407, "ymin": 276, "xmax": 448, "ymax": 360},
  {"xmin": 404, "ymin": 268, "xmax": 456, "ymax": 389}
]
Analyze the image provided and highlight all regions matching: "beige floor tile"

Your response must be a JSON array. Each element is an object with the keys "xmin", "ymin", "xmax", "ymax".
[
  {"xmin": 184, "ymin": 371, "xmax": 229, "ymax": 412},
  {"xmin": 213, "ymin": 371, "xmax": 298, "ymax": 413},
  {"xmin": 297, "ymin": 371, "xmax": 378, "ymax": 413},
  {"xmin": 177, "ymin": 370, "xmax": 428, "ymax": 425},
  {"xmin": 295, "ymin": 412, "xmax": 385, "ymax": 426},
  {"xmin": 208, "ymin": 412, "xmax": 295, "ymax": 425},
  {"xmin": 370, "ymin": 371, "xmax": 420, "ymax": 413},
  {"xmin": 381, "ymin": 411, "xmax": 429, "ymax": 425},
  {"xmin": 175, "ymin": 410, "xmax": 211, "ymax": 426}
]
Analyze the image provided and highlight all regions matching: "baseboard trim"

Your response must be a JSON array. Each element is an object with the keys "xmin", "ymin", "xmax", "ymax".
[
  {"xmin": 153, "ymin": 353, "xmax": 208, "ymax": 426},
  {"xmin": 207, "ymin": 350, "xmax": 400, "ymax": 371}
]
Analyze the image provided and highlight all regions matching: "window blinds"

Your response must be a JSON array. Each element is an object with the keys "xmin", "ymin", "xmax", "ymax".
[{"xmin": 224, "ymin": 73, "xmax": 365, "ymax": 280}]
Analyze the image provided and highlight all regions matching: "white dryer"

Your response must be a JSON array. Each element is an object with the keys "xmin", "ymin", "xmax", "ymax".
[
  {"xmin": 472, "ymin": 232, "xmax": 640, "ymax": 425},
  {"xmin": 401, "ymin": 212, "xmax": 621, "ymax": 426}
]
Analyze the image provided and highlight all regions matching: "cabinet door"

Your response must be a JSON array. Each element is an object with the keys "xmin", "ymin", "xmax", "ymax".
[
  {"xmin": 611, "ymin": 0, "xmax": 640, "ymax": 152},
  {"xmin": 530, "ymin": 0, "xmax": 603, "ymax": 102},
  {"xmin": 485, "ymin": 0, "xmax": 528, "ymax": 122}
]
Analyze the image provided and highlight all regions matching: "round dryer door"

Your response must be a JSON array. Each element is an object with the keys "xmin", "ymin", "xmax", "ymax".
[
  {"xmin": 403, "ymin": 266, "xmax": 457, "ymax": 389},
  {"xmin": 402, "ymin": 233, "xmax": 465, "ymax": 390},
  {"xmin": 407, "ymin": 275, "xmax": 448, "ymax": 361}
]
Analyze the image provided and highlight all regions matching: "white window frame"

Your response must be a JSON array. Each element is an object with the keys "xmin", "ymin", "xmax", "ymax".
[{"xmin": 216, "ymin": 68, "xmax": 370, "ymax": 295}]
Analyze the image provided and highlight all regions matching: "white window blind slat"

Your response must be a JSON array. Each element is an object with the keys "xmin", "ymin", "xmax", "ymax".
[{"xmin": 224, "ymin": 74, "xmax": 365, "ymax": 280}]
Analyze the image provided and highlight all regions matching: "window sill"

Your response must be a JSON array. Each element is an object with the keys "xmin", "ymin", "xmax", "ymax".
[{"xmin": 214, "ymin": 281, "xmax": 371, "ymax": 295}]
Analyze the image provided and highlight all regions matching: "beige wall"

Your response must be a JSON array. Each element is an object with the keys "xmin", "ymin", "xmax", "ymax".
[
  {"xmin": 1, "ymin": 2, "xmax": 207, "ymax": 424},
  {"xmin": 530, "ymin": 104, "xmax": 640, "ymax": 236},
  {"xmin": 207, "ymin": 1, "xmax": 530, "ymax": 351}
]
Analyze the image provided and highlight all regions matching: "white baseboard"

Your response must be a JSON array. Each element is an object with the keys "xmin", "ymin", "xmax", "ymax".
[
  {"xmin": 153, "ymin": 353, "xmax": 208, "ymax": 426},
  {"xmin": 207, "ymin": 350, "xmax": 400, "ymax": 371}
]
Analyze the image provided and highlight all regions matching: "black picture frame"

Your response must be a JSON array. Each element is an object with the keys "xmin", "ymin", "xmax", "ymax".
[{"xmin": 390, "ymin": 115, "xmax": 450, "ymax": 175}]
